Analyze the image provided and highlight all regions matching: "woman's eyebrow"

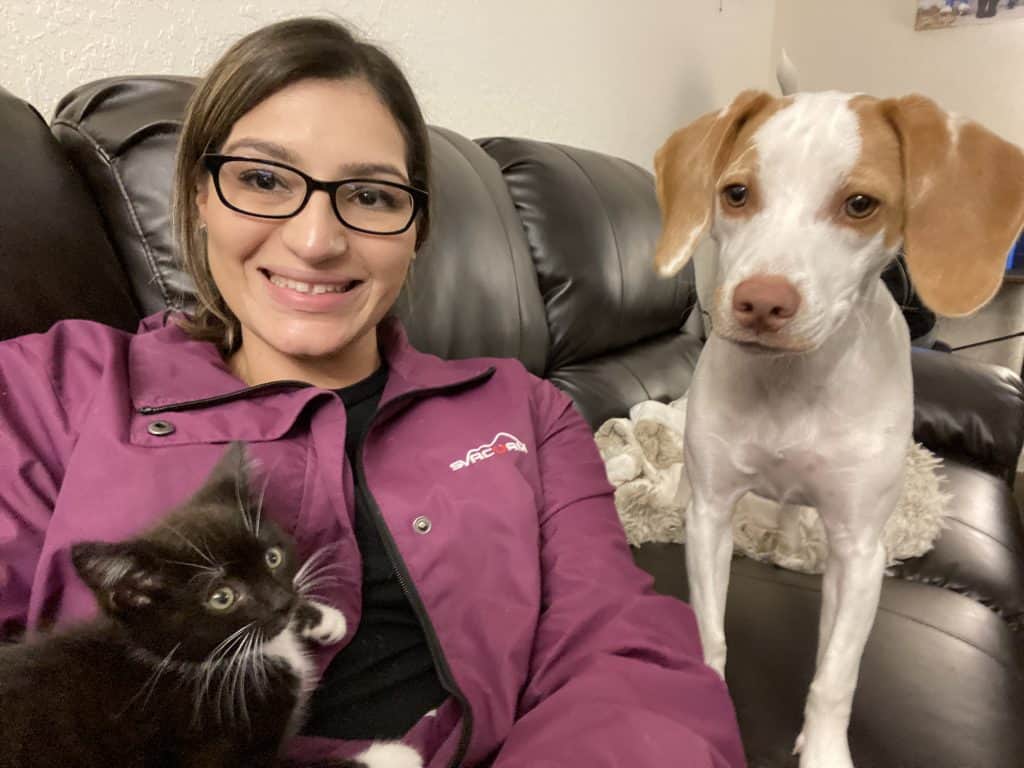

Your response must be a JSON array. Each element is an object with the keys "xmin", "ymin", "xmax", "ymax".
[
  {"xmin": 217, "ymin": 141, "xmax": 408, "ymax": 182},
  {"xmin": 337, "ymin": 162, "xmax": 408, "ymax": 182},
  {"xmin": 221, "ymin": 138, "xmax": 297, "ymax": 163}
]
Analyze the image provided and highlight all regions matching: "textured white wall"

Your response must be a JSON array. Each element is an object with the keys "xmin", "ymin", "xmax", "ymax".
[
  {"xmin": 772, "ymin": 0, "xmax": 1024, "ymax": 147},
  {"xmin": 1, "ymin": 0, "xmax": 777, "ymax": 170}
]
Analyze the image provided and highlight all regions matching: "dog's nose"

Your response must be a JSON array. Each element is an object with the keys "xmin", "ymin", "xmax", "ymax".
[{"xmin": 731, "ymin": 276, "xmax": 801, "ymax": 332}]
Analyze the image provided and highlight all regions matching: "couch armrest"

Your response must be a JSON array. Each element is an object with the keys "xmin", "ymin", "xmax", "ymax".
[{"xmin": 912, "ymin": 348, "xmax": 1024, "ymax": 482}]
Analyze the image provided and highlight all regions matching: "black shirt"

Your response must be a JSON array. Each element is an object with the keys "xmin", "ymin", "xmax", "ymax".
[{"xmin": 303, "ymin": 364, "xmax": 448, "ymax": 738}]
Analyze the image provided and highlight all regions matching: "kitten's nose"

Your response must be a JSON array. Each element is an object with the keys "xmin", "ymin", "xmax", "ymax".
[{"xmin": 268, "ymin": 588, "xmax": 296, "ymax": 614}]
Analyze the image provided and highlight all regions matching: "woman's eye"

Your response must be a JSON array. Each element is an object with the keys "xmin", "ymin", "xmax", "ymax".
[
  {"xmin": 351, "ymin": 187, "xmax": 397, "ymax": 209},
  {"xmin": 239, "ymin": 170, "xmax": 286, "ymax": 192},
  {"xmin": 844, "ymin": 194, "xmax": 879, "ymax": 219},
  {"xmin": 722, "ymin": 184, "xmax": 748, "ymax": 208},
  {"xmin": 207, "ymin": 586, "xmax": 237, "ymax": 612},
  {"xmin": 265, "ymin": 546, "xmax": 284, "ymax": 570}
]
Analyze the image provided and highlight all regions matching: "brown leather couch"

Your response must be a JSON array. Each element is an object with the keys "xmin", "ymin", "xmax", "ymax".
[{"xmin": 2, "ymin": 77, "xmax": 1022, "ymax": 768}]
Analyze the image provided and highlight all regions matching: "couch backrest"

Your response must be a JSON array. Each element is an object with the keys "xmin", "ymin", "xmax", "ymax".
[
  {"xmin": 0, "ymin": 86, "xmax": 139, "ymax": 340},
  {"xmin": 2, "ymin": 76, "xmax": 697, "ymax": 427}
]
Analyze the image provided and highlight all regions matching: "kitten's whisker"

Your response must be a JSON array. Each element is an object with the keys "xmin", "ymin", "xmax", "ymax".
[
  {"xmin": 197, "ymin": 622, "xmax": 254, "ymax": 727},
  {"xmin": 165, "ymin": 526, "xmax": 217, "ymax": 566},
  {"xmin": 234, "ymin": 630, "xmax": 258, "ymax": 731},
  {"xmin": 205, "ymin": 622, "xmax": 255, "ymax": 665},
  {"xmin": 253, "ymin": 470, "xmax": 272, "ymax": 536},
  {"xmin": 234, "ymin": 470, "xmax": 254, "ymax": 534},
  {"xmin": 294, "ymin": 564, "xmax": 344, "ymax": 594},
  {"xmin": 296, "ymin": 561, "xmax": 345, "ymax": 581},
  {"xmin": 292, "ymin": 546, "xmax": 334, "ymax": 587},
  {"xmin": 122, "ymin": 643, "xmax": 181, "ymax": 717},
  {"xmin": 296, "ymin": 576, "xmax": 342, "ymax": 596},
  {"xmin": 162, "ymin": 558, "xmax": 220, "ymax": 573},
  {"xmin": 216, "ymin": 634, "xmax": 246, "ymax": 729},
  {"xmin": 297, "ymin": 562, "xmax": 345, "ymax": 580},
  {"xmin": 231, "ymin": 632, "xmax": 253, "ymax": 733},
  {"xmin": 253, "ymin": 629, "xmax": 269, "ymax": 695}
]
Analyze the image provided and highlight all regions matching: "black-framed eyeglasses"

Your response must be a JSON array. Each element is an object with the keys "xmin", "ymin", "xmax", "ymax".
[{"xmin": 202, "ymin": 154, "xmax": 428, "ymax": 236}]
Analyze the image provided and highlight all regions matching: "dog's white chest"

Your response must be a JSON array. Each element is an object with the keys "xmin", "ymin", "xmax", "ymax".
[{"xmin": 728, "ymin": 441, "xmax": 829, "ymax": 507}]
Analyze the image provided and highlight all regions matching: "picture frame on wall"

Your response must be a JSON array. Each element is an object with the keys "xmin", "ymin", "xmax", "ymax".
[{"xmin": 916, "ymin": 0, "xmax": 1024, "ymax": 30}]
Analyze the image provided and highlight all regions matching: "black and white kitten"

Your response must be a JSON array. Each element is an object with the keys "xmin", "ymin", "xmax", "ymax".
[{"xmin": 0, "ymin": 442, "xmax": 421, "ymax": 768}]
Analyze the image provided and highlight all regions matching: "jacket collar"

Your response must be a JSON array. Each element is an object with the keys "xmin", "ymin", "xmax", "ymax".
[{"xmin": 129, "ymin": 312, "xmax": 493, "ymax": 414}]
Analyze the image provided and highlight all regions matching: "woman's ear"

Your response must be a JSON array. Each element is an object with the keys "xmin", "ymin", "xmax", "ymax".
[{"xmin": 883, "ymin": 94, "xmax": 1024, "ymax": 317}]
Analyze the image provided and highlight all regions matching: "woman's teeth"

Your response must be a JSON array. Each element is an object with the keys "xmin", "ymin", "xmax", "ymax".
[{"xmin": 268, "ymin": 274, "xmax": 353, "ymax": 295}]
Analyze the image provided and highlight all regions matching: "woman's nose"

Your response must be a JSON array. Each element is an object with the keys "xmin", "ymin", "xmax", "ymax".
[{"xmin": 279, "ymin": 190, "xmax": 347, "ymax": 262}]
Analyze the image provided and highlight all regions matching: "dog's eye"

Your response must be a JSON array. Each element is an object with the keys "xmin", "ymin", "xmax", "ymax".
[
  {"xmin": 722, "ymin": 184, "xmax": 748, "ymax": 208},
  {"xmin": 844, "ymin": 194, "xmax": 879, "ymax": 219}
]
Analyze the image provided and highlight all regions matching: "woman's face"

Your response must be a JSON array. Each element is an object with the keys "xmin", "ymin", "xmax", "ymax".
[{"xmin": 196, "ymin": 77, "xmax": 417, "ymax": 384}]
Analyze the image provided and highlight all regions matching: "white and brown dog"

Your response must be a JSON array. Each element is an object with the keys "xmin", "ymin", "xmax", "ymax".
[{"xmin": 654, "ymin": 91, "xmax": 1024, "ymax": 767}]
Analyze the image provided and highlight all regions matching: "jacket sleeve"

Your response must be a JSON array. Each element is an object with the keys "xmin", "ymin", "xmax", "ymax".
[
  {"xmin": 0, "ymin": 331, "xmax": 77, "ymax": 640},
  {"xmin": 491, "ymin": 381, "xmax": 746, "ymax": 768}
]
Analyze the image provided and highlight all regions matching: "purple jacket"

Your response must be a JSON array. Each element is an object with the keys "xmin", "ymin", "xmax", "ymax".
[{"xmin": 0, "ymin": 313, "xmax": 745, "ymax": 767}]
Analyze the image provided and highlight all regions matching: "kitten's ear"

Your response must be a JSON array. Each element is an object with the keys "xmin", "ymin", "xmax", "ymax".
[
  {"xmin": 192, "ymin": 441, "xmax": 254, "ymax": 505},
  {"xmin": 71, "ymin": 542, "xmax": 165, "ymax": 616}
]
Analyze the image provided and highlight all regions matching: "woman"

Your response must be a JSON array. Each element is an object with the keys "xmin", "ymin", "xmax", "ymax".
[{"xmin": 0, "ymin": 17, "xmax": 744, "ymax": 768}]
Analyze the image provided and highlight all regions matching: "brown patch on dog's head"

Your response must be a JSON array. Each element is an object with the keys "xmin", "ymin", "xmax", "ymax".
[
  {"xmin": 831, "ymin": 96, "xmax": 906, "ymax": 250},
  {"xmin": 713, "ymin": 99, "xmax": 795, "ymax": 224},
  {"xmin": 653, "ymin": 90, "xmax": 782, "ymax": 276}
]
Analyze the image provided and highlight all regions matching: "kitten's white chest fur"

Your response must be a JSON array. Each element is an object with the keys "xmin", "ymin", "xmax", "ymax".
[{"xmin": 263, "ymin": 627, "xmax": 312, "ymax": 688}]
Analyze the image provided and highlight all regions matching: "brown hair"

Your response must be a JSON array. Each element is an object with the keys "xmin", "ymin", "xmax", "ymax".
[{"xmin": 172, "ymin": 17, "xmax": 431, "ymax": 353}]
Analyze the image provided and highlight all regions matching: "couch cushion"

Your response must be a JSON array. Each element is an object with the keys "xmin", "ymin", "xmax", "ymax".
[
  {"xmin": 633, "ymin": 543, "xmax": 1024, "ymax": 768},
  {"xmin": 549, "ymin": 330, "xmax": 702, "ymax": 429},
  {"xmin": 478, "ymin": 137, "xmax": 696, "ymax": 372},
  {"xmin": 397, "ymin": 128, "xmax": 549, "ymax": 372},
  {"xmin": 888, "ymin": 458, "xmax": 1024, "ymax": 634},
  {"xmin": 51, "ymin": 76, "xmax": 198, "ymax": 316},
  {"xmin": 0, "ymin": 85, "xmax": 138, "ymax": 340},
  {"xmin": 912, "ymin": 347, "xmax": 1024, "ymax": 481}
]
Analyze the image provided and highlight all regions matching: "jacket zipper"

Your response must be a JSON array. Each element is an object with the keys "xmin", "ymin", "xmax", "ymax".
[
  {"xmin": 136, "ymin": 379, "xmax": 312, "ymax": 414},
  {"xmin": 354, "ymin": 370, "xmax": 494, "ymax": 768}
]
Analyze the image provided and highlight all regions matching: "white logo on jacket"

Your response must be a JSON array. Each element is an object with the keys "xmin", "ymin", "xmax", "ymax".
[{"xmin": 449, "ymin": 432, "xmax": 528, "ymax": 472}]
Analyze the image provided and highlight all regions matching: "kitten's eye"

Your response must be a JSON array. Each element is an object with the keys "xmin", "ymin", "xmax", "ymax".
[
  {"xmin": 207, "ymin": 586, "xmax": 237, "ymax": 612},
  {"xmin": 265, "ymin": 547, "xmax": 284, "ymax": 570},
  {"xmin": 722, "ymin": 184, "xmax": 748, "ymax": 208},
  {"xmin": 844, "ymin": 194, "xmax": 879, "ymax": 219}
]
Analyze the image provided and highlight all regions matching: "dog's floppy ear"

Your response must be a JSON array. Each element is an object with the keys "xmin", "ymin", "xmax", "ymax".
[
  {"xmin": 653, "ymin": 89, "xmax": 774, "ymax": 277},
  {"xmin": 883, "ymin": 94, "xmax": 1024, "ymax": 317}
]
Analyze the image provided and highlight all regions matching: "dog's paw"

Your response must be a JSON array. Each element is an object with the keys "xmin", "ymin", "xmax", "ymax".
[
  {"xmin": 298, "ymin": 601, "xmax": 348, "ymax": 645},
  {"xmin": 353, "ymin": 742, "xmax": 423, "ymax": 768},
  {"xmin": 794, "ymin": 731, "xmax": 854, "ymax": 768}
]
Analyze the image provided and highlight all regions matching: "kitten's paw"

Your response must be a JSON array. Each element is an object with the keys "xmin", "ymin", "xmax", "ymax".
[
  {"xmin": 354, "ymin": 742, "xmax": 423, "ymax": 768},
  {"xmin": 298, "ymin": 601, "xmax": 348, "ymax": 645}
]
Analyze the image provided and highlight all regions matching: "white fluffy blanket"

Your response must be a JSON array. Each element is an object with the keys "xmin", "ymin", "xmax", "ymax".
[{"xmin": 595, "ymin": 396, "xmax": 951, "ymax": 574}]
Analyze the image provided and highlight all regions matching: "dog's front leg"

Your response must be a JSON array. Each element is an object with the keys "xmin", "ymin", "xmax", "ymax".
[
  {"xmin": 794, "ymin": 488, "xmax": 896, "ymax": 768},
  {"xmin": 684, "ymin": 483, "xmax": 743, "ymax": 677}
]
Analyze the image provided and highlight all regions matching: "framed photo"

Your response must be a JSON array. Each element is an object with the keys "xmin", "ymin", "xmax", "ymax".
[{"xmin": 916, "ymin": 1, "xmax": 1024, "ymax": 30}]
